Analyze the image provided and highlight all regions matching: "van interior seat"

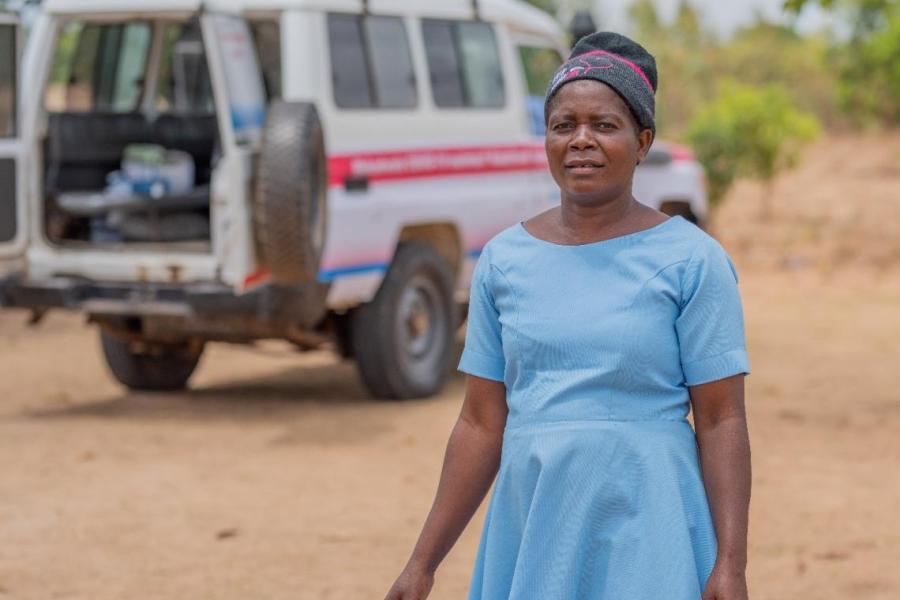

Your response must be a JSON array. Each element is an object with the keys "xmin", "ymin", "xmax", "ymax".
[{"xmin": 45, "ymin": 112, "xmax": 218, "ymax": 194}]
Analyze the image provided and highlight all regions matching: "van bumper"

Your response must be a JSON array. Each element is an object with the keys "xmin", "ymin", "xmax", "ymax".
[{"xmin": 0, "ymin": 276, "xmax": 326, "ymax": 326}]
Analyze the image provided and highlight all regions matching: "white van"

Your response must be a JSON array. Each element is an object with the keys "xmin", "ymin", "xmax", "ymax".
[{"xmin": 0, "ymin": 0, "xmax": 708, "ymax": 399}]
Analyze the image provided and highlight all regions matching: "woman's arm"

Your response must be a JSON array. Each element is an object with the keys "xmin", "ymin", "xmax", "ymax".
[
  {"xmin": 690, "ymin": 373, "xmax": 751, "ymax": 600},
  {"xmin": 385, "ymin": 375, "xmax": 508, "ymax": 600}
]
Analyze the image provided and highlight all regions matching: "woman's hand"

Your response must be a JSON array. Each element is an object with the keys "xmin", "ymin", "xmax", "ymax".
[
  {"xmin": 384, "ymin": 564, "xmax": 435, "ymax": 600},
  {"xmin": 701, "ymin": 564, "xmax": 748, "ymax": 600}
]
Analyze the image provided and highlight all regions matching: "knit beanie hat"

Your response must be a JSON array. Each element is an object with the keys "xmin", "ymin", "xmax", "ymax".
[{"xmin": 545, "ymin": 32, "xmax": 658, "ymax": 136}]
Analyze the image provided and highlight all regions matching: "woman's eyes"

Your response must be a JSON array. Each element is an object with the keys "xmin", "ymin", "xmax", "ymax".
[{"xmin": 551, "ymin": 121, "xmax": 617, "ymax": 132}]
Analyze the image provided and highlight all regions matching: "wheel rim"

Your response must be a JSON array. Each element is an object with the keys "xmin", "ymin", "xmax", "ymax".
[{"xmin": 395, "ymin": 274, "xmax": 447, "ymax": 382}]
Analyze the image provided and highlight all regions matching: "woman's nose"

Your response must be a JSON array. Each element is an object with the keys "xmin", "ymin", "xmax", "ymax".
[{"xmin": 569, "ymin": 124, "xmax": 596, "ymax": 149}]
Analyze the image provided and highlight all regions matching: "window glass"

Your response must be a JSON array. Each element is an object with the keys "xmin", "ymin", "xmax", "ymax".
[
  {"xmin": 250, "ymin": 20, "xmax": 282, "ymax": 100},
  {"xmin": 45, "ymin": 21, "xmax": 151, "ymax": 113},
  {"xmin": 457, "ymin": 22, "xmax": 505, "ymax": 108},
  {"xmin": 46, "ymin": 22, "xmax": 97, "ymax": 111},
  {"xmin": 518, "ymin": 45, "xmax": 563, "ymax": 135},
  {"xmin": 154, "ymin": 22, "xmax": 214, "ymax": 113},
  {"xmin": 422, "ymin": 21, "xmax": 465, "ymax": 108},
  {"xmin": 0, "ymin": 24, "xmax": 16, "ymax": 137},
  {"xmin": 327, "ymin": 14, "xmax": 417, "ymax": 110},
  {"xmin": 422, "ymin": 20, "xmax": 505, "ymax": 109},
  {"xmin": 365, "ymin": 16, "xmax": 416, "ymax": 108},
  {"xmin": 92, "ymin": 26, "xmax": 124, "ymax": 108},
  {"xmin": 109, "ymin": 23, "xmax": 151, "ymax": 111},
  {"xmin": 327, "ymin": 14, "xmax": 373, "ymax": 109}
]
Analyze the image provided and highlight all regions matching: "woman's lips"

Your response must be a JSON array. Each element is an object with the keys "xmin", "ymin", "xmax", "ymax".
[
  {"xmin": 565, "ymin": 161, "xmax": 605, "ymax": 174},
  {"xmin": 565, "ymin": 158, "xmax": 605, "ymax": 169}
]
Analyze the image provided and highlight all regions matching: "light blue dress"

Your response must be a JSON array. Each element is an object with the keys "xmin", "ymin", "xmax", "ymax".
[{"xmin": 458, "ymin": 215, "xmax": 750, "ymax": 600}]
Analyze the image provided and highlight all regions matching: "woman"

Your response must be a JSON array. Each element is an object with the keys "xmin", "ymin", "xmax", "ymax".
[{"xmin": 386, "ymin": 32, "xmax": 751, "ymax": 600}]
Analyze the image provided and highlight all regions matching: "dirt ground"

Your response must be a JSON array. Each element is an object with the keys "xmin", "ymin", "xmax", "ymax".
[{"xmin": 1, "ymin": 134, "xmax": 899, "ymax": 599}]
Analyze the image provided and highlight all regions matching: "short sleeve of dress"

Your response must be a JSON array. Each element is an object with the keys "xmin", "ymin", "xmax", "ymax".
[
  {"xmin": 457, "ymin": 248, "xmax": 505, "ymax": 382},
  {"xmin": 675, "ymin": 239, "xmax": 751, "ymax": 386}
]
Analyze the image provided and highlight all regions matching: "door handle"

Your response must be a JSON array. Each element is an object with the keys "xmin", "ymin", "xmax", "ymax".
[{"xmin": 344, "ymin": 175, "xmax": 369, "ymax": 193}]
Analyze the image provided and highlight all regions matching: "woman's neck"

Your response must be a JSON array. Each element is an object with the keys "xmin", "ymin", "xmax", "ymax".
[{"xmin": 557, "ymin": 195, "xmax": 641, "ymax": 242}]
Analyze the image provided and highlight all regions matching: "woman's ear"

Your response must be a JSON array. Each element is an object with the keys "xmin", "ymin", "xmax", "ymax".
[{"xmin": 636, "ymin": 129, "xmax": 654, "ymax": 165}]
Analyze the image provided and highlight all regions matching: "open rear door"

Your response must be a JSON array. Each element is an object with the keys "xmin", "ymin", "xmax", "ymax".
[
  {"xmin": 0, "ymin": 13, "xmax": 25, "ymax": 279},
  {"xmin": 201, "ymin": 12, "xmax": 268, "ymax": 293}
]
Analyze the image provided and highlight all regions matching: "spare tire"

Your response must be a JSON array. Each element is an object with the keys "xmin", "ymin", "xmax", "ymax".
[{"xmin": 253, "ymin": 101, "xmax": 328, "ymax": 284}]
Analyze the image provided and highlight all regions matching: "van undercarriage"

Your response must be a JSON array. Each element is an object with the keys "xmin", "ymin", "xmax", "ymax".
[{"xmin": 0, "ymin": 277, "xmax": 329, "ymax": 343}]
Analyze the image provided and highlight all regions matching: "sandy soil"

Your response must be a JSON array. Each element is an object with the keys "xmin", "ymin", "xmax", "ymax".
[{"xmin": 1, "ymin": 135, "xmax": 899, "ymax": 599}]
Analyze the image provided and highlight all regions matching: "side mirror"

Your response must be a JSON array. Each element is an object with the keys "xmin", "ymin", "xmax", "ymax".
[{"xmin": 570, "ymin": 11, "xmax": 597, "ymax": 48}]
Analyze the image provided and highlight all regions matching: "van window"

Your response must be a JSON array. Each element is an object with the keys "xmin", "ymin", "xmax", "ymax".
[
  {"xmin": 0, "ymin": 24, "xmax": 15, "ymax": 137},
  {"xmin": 518, "ymin": 45, "xmax": 563, "ymax": 135},
  {"xmin": 250, "ymin": 20, "xmax": 282, "ymax": 100},
  {"xmin": 154, "ymin": 22, "xmax": 215, "ymax": 113},
  {"xmin": 421, "ymin": 22, "xmax": 465, "ymax": 107},
  {"xmin": 327, "ymin": 13, "xmax": 417, "ymax": 109},
  {"xmin": 46, "ymin": 22, "xmax": 151, "ymax": 112},
  {"xmin": 366, "ymin": 17, "xmax": 417, "ymax": 108},
  {"xmin": 327, "ymin": 14, "xmax": 373, "ymax": 108},
  {"xmin": 422, "ymin": 20, "xmax": 505, "ymax": 109}
]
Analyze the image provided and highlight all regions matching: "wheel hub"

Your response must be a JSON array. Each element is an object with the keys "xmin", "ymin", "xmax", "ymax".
[{"xmin": 401, "ymin": 284, "xmax": 435, "ymax": 358}]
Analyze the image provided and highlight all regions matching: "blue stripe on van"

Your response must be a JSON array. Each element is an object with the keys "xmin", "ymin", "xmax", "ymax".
[
  {"xmin": 317, "ymin": 248, "xmax": 483, "ymax": 282},
  {"xmin": 318, "ymin": 261, "xmax": 389, "ymax": 282}
]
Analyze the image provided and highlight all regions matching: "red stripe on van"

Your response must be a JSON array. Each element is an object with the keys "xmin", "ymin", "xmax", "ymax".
[
  {"xmin": 242, "ymin": 267, "xmax": 271, "ymax": 290},
  {"xmin": 328, "ymin": 143, "xmax": 548, "ymax": 187}
]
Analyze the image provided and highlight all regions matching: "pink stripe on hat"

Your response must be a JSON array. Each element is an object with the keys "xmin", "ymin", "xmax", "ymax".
[{"xmin": 577, "ymin": 49, "xmax": 655, "ymax": 92}]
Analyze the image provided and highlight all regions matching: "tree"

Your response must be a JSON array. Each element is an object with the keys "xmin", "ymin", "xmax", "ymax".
[
  {"xmin": 836, "ymin": 10, "xmax": 900, "ymax": 123},
  {"xmin": 785, "ymin": 0, "xmax": 900, "ymax": 124},
  {"xmin": 687, "ymin": 82, "xmax": 820, "ymax": 218},
  {"xmin": 715, "ymin": 20, "xmax": 839, "ymax": 125}
]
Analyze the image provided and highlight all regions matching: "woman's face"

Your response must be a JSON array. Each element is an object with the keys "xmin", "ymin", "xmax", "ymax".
[{"xmin": 545, "ymin": 79, "xmax": 653, "ymax": 205}]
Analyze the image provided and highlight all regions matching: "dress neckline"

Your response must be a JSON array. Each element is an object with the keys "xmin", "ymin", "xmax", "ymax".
[{"xmin": 517, "ymin": 215, "xmax": 682, "ymax": 248}]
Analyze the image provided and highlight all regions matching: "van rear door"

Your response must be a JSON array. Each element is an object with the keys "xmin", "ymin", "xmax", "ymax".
[
  {"xmin": 201, "ymin": 13, "xmax": 267, "ymax": 292},
  {"xmin": 0, "ymin": 13, "xmax": 26, "ymax": 279}
]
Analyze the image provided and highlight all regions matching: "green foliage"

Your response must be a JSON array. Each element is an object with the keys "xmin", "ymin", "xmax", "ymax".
[
  {"xmin": 785, "ymin": 0, "xmax": 895, "ymax": 33},
  {"xmin": 687, "ymin": 82, "xmax": 820, "ymax": 207},
  {"xmin": 627, "ymin": 1, "xmax": 843, "ymax": 142},
  {"xmin": 717, "ymin": 21, "xmax": 840, "ymax": 126},
  {"xmin": 522, "ymin": 0, "xmax": 558, "ymax": 15},
  {"xmin": 786, "ymin": 0, "xmax": 900, "ymax": 124},
  {"xmin": 834, "ymin": 5, "xmax": 900, "ymax": 123},
  {"xmin": 49, "ymin": 23, "xmax": 80, "ymax": 85}
]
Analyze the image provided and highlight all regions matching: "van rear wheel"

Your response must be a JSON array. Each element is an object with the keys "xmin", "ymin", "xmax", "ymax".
[
  {"xmin": 99, "ymin": 330, "xmax": 203, "ymax": 392},
  {"xmin": 351, "ymin": 242, "xmax": 456, "ymax": 400}
]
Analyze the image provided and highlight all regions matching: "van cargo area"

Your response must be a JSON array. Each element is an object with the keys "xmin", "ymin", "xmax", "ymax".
[{"xmin": 42, "ymin": 19, "xmax": 218, "ymax": 249}]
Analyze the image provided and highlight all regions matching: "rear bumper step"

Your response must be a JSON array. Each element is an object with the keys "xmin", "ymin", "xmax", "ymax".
[{"xmin": 0, "ymin": 276, "xmax": 327, "ymax": 325}]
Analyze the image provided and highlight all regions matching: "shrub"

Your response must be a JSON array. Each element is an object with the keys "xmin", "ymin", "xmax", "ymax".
[{"xmin": 687, "ymin": 82, "xmax": 820, "ymax": 216}]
